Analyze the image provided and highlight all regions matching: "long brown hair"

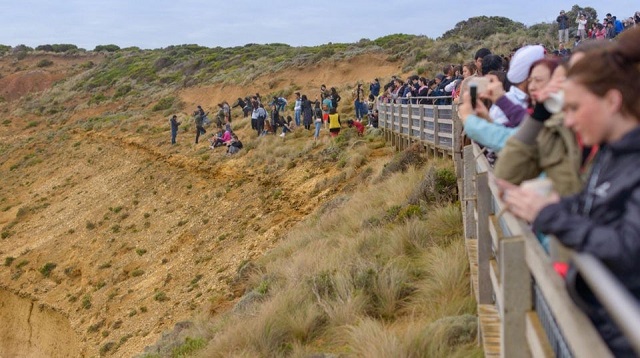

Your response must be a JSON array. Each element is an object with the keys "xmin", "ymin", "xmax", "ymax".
[{"xmin": 568, "ymin": 27, "xmax": 640, "ymax": 119}]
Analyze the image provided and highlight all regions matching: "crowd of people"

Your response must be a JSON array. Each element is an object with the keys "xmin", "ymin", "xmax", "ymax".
[
  {"xmin": 161, "ymin": 14, "xmax": 640, "ymax": 353},
  {"xmin": 168, "ymin": 82, "xmax": 382, "ymax": 152},
  {"xmin": 452, "ymin": 21, "xmax": 640, "ymax": 356},
  {"xmin": 557, "ymin": 9, "xmax": 638, "ymax": 53}
]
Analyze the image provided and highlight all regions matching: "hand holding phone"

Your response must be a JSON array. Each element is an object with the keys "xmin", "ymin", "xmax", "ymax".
[{"xmin": 470, "ymin": 84, "xmax": 478, "ymax": 110}]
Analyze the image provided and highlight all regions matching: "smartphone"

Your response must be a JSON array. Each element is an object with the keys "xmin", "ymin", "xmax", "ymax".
[{"xmin": 470, "ymin": 84, "xmax": 478, "ymax": 109}]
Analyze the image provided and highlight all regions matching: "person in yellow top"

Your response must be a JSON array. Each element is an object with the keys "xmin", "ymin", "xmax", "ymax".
[{"xmin": 328, "ymin": 107, "xmax": 341, "ymax": 137}]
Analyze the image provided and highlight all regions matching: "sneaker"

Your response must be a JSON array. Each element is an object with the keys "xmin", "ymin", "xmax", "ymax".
[{"xmin": 279, "ymin": 133, "xmax": 285, "ymax": 137}]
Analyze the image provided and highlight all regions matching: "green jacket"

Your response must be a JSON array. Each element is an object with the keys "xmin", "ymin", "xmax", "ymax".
[
  {"xmin": 194, "ymin": 113, "xmax": 204, "ymax": 126},
  {"xmin": 494, "ymin": 114, "xmax": 583, "ymax": 196}
]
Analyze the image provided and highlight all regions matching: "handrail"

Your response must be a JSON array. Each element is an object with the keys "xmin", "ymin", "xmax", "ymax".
[
  {"xmin": 376, "ymin": 100, "xmax": 459, "ymax": 157},
  {"xmin": 573, "ymin": 253, "xmax": 640, "ymax": 354},
  {"xmin": 381, "ymin": 106, "xmax": 640, "ymax": 356},
  {"xmin": 468, "ymin": 142, "xmax": 611, "ymax": 358}
]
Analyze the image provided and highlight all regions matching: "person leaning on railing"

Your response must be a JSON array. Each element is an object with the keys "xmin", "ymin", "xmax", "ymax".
[
  {"xmin": 498, "ymin": 27, "xmax": 640, "ymax": 357},
  {"xmin": 493, "ymin": 41, "xmax": 613, "ymax": 198}
]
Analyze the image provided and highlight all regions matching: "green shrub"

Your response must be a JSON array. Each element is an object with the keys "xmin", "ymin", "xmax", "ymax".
[
  {"xmin": 154, "ymin": 291, "xmax": 169, "ymax": 302},
  {"xmin": 39, "ymin": 262, "xmax": 57, "ymax": 277},
  {"xmin": 4, "ymin": 256, "xmax": 15, "ymax": 266},
  {"xmin": 94, "ymin": 44, "xmax": 120, "ymax": 52},
  {"xmin": 152, "ymin": 97, "xmax": 176, "ymax": 111},
  {"xmin": 37, "ymin": 59, "xmax": 54, "ymax": 67},
  {"xmin": 81, "ymin": 294, "xmax": 92, "ymax": 309},
  {"xmin": 113, "ymin": 84, "xmax": 132, "ymax": 98},
  {"xmin": 171, "ymin": 337, "xmax": 206, "ymax": 357}
]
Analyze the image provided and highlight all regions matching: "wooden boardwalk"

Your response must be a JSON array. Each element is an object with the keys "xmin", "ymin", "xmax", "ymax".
[
  {"xmin": 479, "ymin": 304, "xmax": 502, "ymax": 358},
  {"xmin": 466, "ymin": 239, "xmax": 479, "ymax": 302},
  {"xmin": 466, "ymin": 238, "xmax": 502, "ymax": 357}
]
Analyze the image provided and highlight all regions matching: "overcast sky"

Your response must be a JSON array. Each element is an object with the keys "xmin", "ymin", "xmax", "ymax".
[{"xmin": 1, "ymin": 0, "xmax": 637, "ymax": 49}]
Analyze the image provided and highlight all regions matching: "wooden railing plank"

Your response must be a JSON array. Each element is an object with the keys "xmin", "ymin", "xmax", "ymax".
[
  {"xmin": 501, "ymin": 237, "xmax": 531, "ymax": 358},
  {"xmin": 526, "ymin": 312, "xmax": 554, "ymax": 358},
  {"xmin": 476, "ymin": 171, "xmax": 493, "ymax": 305},
  {"xmin": 523, "ymin": 233, "xmax": 612, "ymax": 358}
]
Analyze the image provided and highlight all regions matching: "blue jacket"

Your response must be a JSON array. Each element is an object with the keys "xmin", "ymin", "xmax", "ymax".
[
  {"xmin": 370, "ymin": 82, "xmax": 380, "ymax": 97},
  {"xmin": 463, "ymin": 114, "xmax": 517, "ymax": 151},
  {"xmin": 614, "ymin": 20, "xmax": 624, "ymax": 34}
]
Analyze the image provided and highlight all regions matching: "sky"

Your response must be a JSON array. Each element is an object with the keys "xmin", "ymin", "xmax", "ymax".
[{"xmin": 0, "ymin": 0, "xmax": 637, "ymax": 50}]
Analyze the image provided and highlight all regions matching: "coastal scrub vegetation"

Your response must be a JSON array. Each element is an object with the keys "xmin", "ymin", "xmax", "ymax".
[{"xmin": 141, "ymin": 157, "xmax": 481, "ymax": 357}]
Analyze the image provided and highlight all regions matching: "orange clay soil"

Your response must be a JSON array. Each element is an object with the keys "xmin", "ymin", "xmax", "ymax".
[{"xmin": 0, "ymin": 52, "xmax": 401, "ymax": 356}]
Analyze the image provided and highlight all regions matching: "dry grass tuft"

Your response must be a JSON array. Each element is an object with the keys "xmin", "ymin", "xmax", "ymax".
[
  {"xmin": 180, "ymin": 160, "xmax": 476, "ymax": 357},
  {"xmin": 346, "ymin": 318, "xmax": 406, "ymax": 358},
  {"xmin": 377, "ymin": 143, "xmax": 426, "ymax": 181},
  {"xmin": 410, "ymin": 239, "xmax": 475, "ymax": 320}
]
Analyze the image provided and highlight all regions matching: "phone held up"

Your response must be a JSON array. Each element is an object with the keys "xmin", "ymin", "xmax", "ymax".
[{"xmin": 470, "ymin": 84, "xmax": 477, "ymax": 109}]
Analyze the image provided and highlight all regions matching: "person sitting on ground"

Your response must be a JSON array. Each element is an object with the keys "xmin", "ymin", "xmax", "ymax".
[
  {"xmin": 280, "ymin": 116, "xmax": 293, "ymax": 138},
  {"xmin": 226, "ymin": 134, "xmax": 243, "ymax": 155},
  {"xmin": 369, "ymin": 109, "xmax": 379, "ymax": 128},
  {"xmin": 347, "ymin": 119, "xmax": 365, "ymax": 136},
  {"xmin": 209, "ymin": 130, "xmax": 232, "ymax": 149}
]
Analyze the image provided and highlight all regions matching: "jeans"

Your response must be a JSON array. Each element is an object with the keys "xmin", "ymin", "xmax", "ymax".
[
  {"xmin": 171, "ymin": 129, "xmax": 177, "ymax": 144},
  {"xmin": 355, "ymin": 100, "xmax": 362, "ymax": 119},
  {"xmin": 314, "ymin": 121, "xmax": 321, "ymax": 139},
  {"xmin": 294, "ymin": 109, "xmax": 301, "ymax": 126}
]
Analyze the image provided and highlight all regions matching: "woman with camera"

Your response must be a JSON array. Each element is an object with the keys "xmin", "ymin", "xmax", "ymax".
[{"xmin": 499, "ymin": 28, "xmax": 640, "ymax": 356}]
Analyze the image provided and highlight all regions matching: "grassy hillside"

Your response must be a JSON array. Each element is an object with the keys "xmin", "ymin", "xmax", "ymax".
[
  {"xmin": 0, "ymin": 15, "xmax": 562, "ymax": 356},
  {"xmin": 139, "ymin": 156, "xmax": 481, "ymax": 357}
]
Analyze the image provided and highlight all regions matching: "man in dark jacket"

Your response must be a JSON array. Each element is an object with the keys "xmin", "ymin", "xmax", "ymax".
[
  {"xmin": 194, "ymin": 111, "xmax": 206, "ymax": 143},
  {"xmin": 369, "ymin": 78, "xmax": 380, "ymax": 97},
  {"xmin": 557, "ymin": 10, "xmax": 569, "ymax": 44},
  {"xmin": 170, "ymin": 115, "xmax": 181, "ymax": 144}
]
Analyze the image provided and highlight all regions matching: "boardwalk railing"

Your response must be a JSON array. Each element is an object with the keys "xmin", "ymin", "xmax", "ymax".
[
  {"xmin": 377, "ymin": 99, "xmax": 462, "ymax": 170},
  {"xmin": 379, "ymin": 101, "xmax": 640, "ymax": 357}
]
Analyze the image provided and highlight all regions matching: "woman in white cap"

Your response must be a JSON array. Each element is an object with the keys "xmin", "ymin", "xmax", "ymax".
[{"xmin": 499, "ymin": 27, "xmax": 640, "ymax": 356}]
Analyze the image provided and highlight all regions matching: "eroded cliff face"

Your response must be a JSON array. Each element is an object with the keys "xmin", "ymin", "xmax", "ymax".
[{"xmin": 0, "ymin": 288, "xmax": 88, "ymax": 358}]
